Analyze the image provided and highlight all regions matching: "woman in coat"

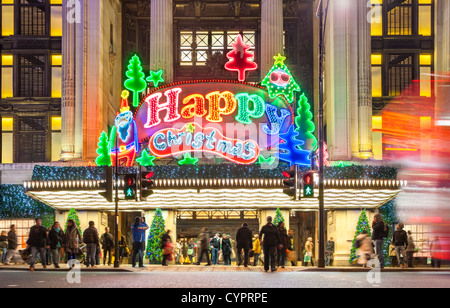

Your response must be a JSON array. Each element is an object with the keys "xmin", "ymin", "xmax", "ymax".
[
  {"xmin": 48, "ymin": 221, "xmax": 65, "ymax": 268},
  {"xmin": 406, "ymin": 230, "xmax": 415, "ymax": 268},
  {"xmin": 64, "ymin": 219, "xmax": 82, "ymax": 262}
]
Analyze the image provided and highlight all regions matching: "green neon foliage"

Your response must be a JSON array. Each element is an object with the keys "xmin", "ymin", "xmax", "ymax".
[
  {"xmin": 261, "ymin": 54, "xmax": 301, "ymax": 103},
  {"xmin": 95, "ymin": 131, "xmax": 112, "ymax": 167},
  {"xmin": 124, "ymin": 54, "xmax": 147, "ymax": 107},
  {"xmin": 136, "ymin": 149, "xmax": 156, "ymax": 167},
  {"xmin": 178, "ymin": 153, "xmax": 199, "ymax": 166},
  {"xmin": 257, "ymin": 154, "xmax": 276, "ymax": 166},
  {"xmin": 146, "ymin": 69, "xmax": 164, "ymax": 88},
  {"xmin": 295, "ymin": 93, "xmax": 317, "ymax": 151}
]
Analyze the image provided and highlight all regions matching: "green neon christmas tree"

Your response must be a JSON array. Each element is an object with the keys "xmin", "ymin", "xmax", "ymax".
[
  {"xmin": 295, "ymin": 93, "xmax": 317, "ymax": 151},
  {"xmin": 145, "ymin": 208, "xmax": 166, "ymax": 264},
  {"xmin": 273, "ymin": 207, "xmax": 285, "ymax": 227},
  {"xmin": 124, "ymin": 54, "xmax": 147, "ymax": 107},
  {"xmin": 64, "ymin": 208, "xmax": 81, "ymax": 232},
  {"xmin": 261, "ymin": 53, "xmax": 301, "ymax": 104},
  {"xmin": 95, "ymin": 131, "xmax": 111, "ymax": 166},
  {"xmin": 349, "ymin": 209, "xmax": 372, "ymax": 264}
]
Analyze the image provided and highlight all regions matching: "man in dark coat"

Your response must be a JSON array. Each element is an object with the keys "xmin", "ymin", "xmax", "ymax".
[
  {"xmin": 3, "ymin": 224, "xmax": 17, "ymax": 265},
  {"xmin": 100, "ymin": 227, "xmax": 114, "ymax": 266},
  {"xmin": 195, "ymin": 227, "xmax": 211, "ymax": 266},
  {"xmin": 27, "ymin": 218, "xmax": 49, "ymax": 271},
  {"xmin": 83, "ymin": 221, "xmax": 99, "ymax": 268},
  {"xmin": 259, "ymin": 216, "xmax": 281, "ymax": 272},
  {"xmin": 236, "ymin": 223, "xmax": 253, "ymax": 267}
]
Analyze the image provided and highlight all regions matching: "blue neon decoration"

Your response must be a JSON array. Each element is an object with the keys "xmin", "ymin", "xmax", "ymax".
[{"xmin": 275, "ymin": 125, "xmax": 311, "ymax": 166}]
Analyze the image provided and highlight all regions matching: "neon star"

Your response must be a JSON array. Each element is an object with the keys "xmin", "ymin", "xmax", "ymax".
[
  {"xmin": 136, "ymin": 150, "xmax": 156, "ymax": 166},
  {"xmin": 273, "ymin": 53, "xmax": 286, "ymax": 66},
  {"xmin": 186, "ymin": 123, "xmax": 195, "ymax": 134},
  {"xmin": 146, "ymin": 69, "xmax": 164, "ymax": 88},
  {"xmin": 178, "ymin": 153, "xmax": 198, "ymax": 165}
]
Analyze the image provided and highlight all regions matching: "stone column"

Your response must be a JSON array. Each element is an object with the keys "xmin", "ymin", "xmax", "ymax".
[
  {"xmin": 357, "ymin": 0, "xmax": 373, "ymax": 159},
  {"xmin": 260, "ymin": 0, "xmax": 284, "ymax": 75},
  {"xmin": 150, "ymin": 0, "xmax": 174, "ymax": 83},
  {"xmin": 435, "ymin": 0, "xmax": 450, "ymax": 123},
  {"xmin": 61, "ymin": 0, "xmax": 76, "ymax": 160}
]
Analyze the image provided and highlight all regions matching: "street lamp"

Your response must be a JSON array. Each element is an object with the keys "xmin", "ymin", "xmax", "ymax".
[{"xmin": 316, "ymin": 0, "xmax": 329, "ymax": 269}]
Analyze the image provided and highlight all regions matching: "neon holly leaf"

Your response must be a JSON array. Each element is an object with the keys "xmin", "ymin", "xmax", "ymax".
[
  {"xmin": 224, "ymin": 34, "xmax": 258, "ymax": 82},
  {"xmin": 146, "ymin": 69, "xmax": 164, "ymax": 88},
  {"xmin": 257, "ymin": 154, "xmax": 276, "ymax": 166},
  {"xmin": 136, "ymin": 150, "xmax": 156, "ymax": 166}
]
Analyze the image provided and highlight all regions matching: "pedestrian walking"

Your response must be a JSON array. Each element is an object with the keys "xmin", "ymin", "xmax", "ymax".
[
  {"xmin": 3, "ymin": 225, "xmax": 18, "ymax": 265},
  {"xmin": 325, "ymin": 237, "xmax": 335, "ymax": 266},
  {"xmin": 252, "ymin": 234, "xmax": 262, "ymax": 266},
  {"xmin": 287, "ymin": 230, "xmax": 297, "ymax": 266},
  {"xmin": 0, "ymin": 231, "xmax": 7, "ymax": 263},
  {"xmin": 356, "ymin": 230, "xmax": 373, "ymax": 268},
  {"xmin": 276, "ymin": 222, "xmax": 289, "ymax": 268},
  {"xmin": 210, "ymin": 233, "xmax": 221, "ymax": 265},
  {"xmin": 406, "ymin": 230, "xmax": 415, "ymax": 268},
  {"xmin": 100, "ymin": 227, "xmax": 114, "ymax": 266},
  {"xmin": 195, "ymin": 227, "xmax": 211, "ymax": 266},
  {"xmin": 161, "ymin": 230, "xmax": 173, "ymax": 266},
  {"xmin": 118, "ymin": 231, "xmax": 128, "ymax": 264},
  {"xmin": 48, "ymin": 221, "xmax": 64, "ymax": 268},
  {"xmin": 27, "ymin": 218, "xmax": 49, "ymax": 271},
  {"xmin": 64, "ymin": 219, "xmax": 82, "ymax": 263},
  {"xmin": 303, "ymin": 237, "xmax": 314, "ymax": 266},
  {"xmin": 187, "ymin": 238, "xmax": 196, "ymax": 264},
  {"xmin": 430, "ymin": 236, "xmax": 442, "ymax": 268},
  {"xmin": 259, "ymin": 216, "xmax": 280, "ymax": 272},
  {"xmin": 236, "ymin": 223, "xmax": 253, "ymax": 267},
  {"xmin": 83, "ymin": 221, "xmax": 99, "ymax": 268},
  {"xmin": 393, "ymin": 223, "xmax": 408, "ymax": 268},
  {"xmin": 221, "ymin": 234, "xmax": 232, "ymax": 266},
  {"xmin": 174, "ymin": 239, "xmax": 183, "ymax": 264},
  {"xmin": 131, "ymin": 216, "xmax": 148, "ymax": 268},
  {"xmin": 372, "ymin": 213, "xmax": 387, "ymax": 268}
]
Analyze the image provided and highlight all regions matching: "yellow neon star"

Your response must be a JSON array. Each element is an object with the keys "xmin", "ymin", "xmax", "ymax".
[{"xmin": 273, "ymin": 53, "xmax": 286, "ymax": 66}]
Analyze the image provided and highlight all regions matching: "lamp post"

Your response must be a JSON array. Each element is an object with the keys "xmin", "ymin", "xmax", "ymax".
[
  {"xmin": 114, "ymin": 133, "xmax": 120, "ymax": 268},
  {"xmin": 316, "ymin": 0, "xmax": 326, "ymax": 269}
]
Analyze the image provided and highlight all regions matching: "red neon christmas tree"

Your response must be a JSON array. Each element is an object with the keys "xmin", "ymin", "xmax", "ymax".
[{"xmin": 224, "ymin": 34, "xmax": 258, "ymax": 82}]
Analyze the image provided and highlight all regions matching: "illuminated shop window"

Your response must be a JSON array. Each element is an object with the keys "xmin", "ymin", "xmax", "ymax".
[
  {"xmin": 371, "ymin": 54, "xmax": 382, "ymax": 97},
  {"xmin": 372, "ymin": 116, "xmax": 383, "ymax": 160},
  {"xmin": 1, "ymin": 0, "xmax": 15, "ymax": 36},
  {"xmin": 51, "ymin": 116, "xmax": 61, "ymax": 161},
  {"xmin": 1, "ymin": 117, "xmax": 13, "ymax": 164},
  {"xmin": 370, "ymin": 0, "xmax": 383, "ymax": 36},
  {"xmin": 51, "ymin": 54, "xmax": 62, "ymax": 98},
  {"xmin": 1, "ymin": 54, "xmax": 13, "ymax": 98},
  {"xmin": 418, "ymin": 0, "xmax": 432, "ymax": 36},
  {"xmin": 419, "ymin": 54, "xmax": 432, "ymax": 97},
  {"xmin": 50, "ymin": 0, "xmax": 63, "ymax": 37}
]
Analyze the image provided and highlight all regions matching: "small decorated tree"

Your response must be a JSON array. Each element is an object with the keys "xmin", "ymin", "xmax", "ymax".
[
  {"xmin": 273, "ymin": 207, "xmax": 285, "ymax": 227},
  {"xmin": 124, "ymin": 54, "xmax": 147, "ymax": 107},
  {"xmin": 145, "ymin": 208, "xmax": 166, "ymax": 264},
  {"xmin": 95, "ymin": 131, "xmax": 111, "ymax": 166},
  {"xmin": 224, "ymin": 34, "xmax": 258, "ymax": 82},
  {"xmin": 349, "ymin": 209, "xmax": 372, "ymax": 264},
  {"xmin": 65, "ymin": 208, "xmax": 81, "ymax": 231}
]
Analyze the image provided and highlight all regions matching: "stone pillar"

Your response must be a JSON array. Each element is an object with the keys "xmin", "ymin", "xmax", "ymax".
[
  {"xmin": 150, "ymin": 0, "xmax": 174, "ymax": 83},
  {"xmin": 435, "ymin": 0, "xmax": 450, "ymax": 123},
  {"xmin": 61, "ymin": 0, "xmax": 77, "ymax": 160},
  {"xmin": 260, "ymin": 0, "xmax": 284, "ymax": 75},
  {"xmin": 357, "ymin": 0, "xmax": 373, "ymax": 159},
  {"xmin": 324, "ymin": 0, "xmax": 372, "ymax": 161}
]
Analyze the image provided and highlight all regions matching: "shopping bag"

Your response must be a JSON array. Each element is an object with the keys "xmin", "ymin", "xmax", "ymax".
[{"xmin": 287, "ymin": 250, "xmax": 297, "ymax": 262}]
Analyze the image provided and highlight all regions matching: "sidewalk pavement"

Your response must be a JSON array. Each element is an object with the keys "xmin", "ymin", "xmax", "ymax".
[{"xmin": 0, "ymin": 263, "xmax": 449, "ymax": 272}]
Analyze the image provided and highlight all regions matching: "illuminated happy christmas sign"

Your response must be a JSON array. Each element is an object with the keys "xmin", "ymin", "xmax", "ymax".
[
  {"xmin": 97, "ymin": 47, "xmax": 317, "ymax": 167},
  {"xmin": 134, "ymin": 81, "xmax": 294, "ymax": 164}
]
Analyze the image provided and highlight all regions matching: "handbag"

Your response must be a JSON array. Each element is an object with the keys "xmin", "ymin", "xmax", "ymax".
[
  {"xmin": 187, "ymin": 248, "xmax": 194, "ymax": 256},
  {"xmin": 287, "ymin": 250, "xmax": 297, "ymax": 262},
  {"xmin": 163, "ymin": 243, "xmax": 174, "ymax": 255},
  {"xmin": 249, "ymin": 249, "xmax": 255, "ymax": 258}
]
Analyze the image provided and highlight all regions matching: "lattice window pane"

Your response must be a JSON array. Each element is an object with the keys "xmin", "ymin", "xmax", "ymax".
[{"xmin": 180, "ymin": 32, "xmax": 193, "ymax": 47}]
